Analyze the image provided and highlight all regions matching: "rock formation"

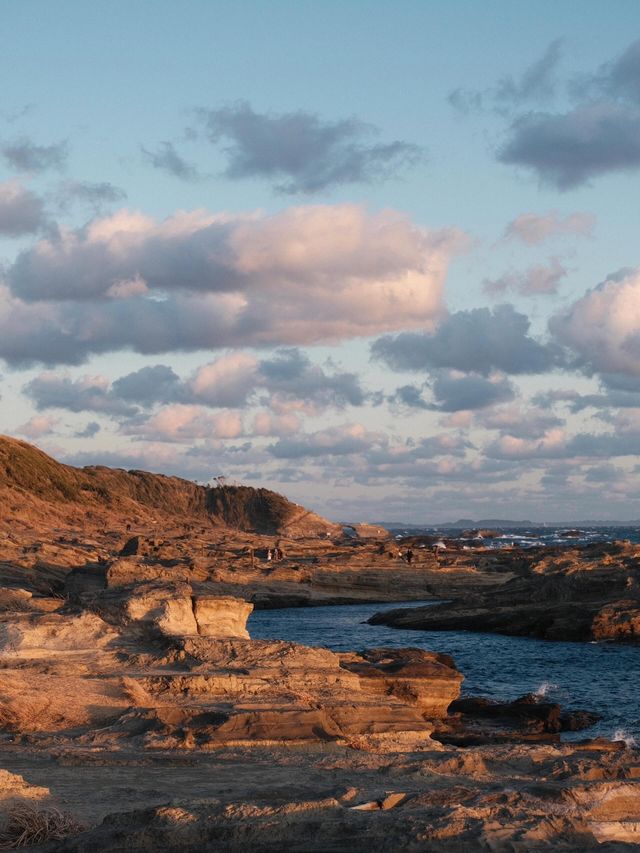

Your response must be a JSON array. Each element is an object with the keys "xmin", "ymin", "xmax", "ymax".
[
  {"xmin": 0, "ymin": 436, "xmax": 639, "ymax": 849},
  {"xmin": 370, "ymin": 541, "xmax": 640, "ymax": 643}
]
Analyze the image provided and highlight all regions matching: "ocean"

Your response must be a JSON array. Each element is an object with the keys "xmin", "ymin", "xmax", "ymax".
[{"xmin": 250, "ymin": 599, "xmax": 640, "ymax": 744}]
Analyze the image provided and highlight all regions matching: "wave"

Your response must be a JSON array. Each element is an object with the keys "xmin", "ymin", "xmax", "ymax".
[{"xmin": 612, "ymin": 728, "xmax": 637, "ymax": 747}]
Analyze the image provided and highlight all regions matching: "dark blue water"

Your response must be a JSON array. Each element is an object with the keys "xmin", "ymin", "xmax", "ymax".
[
  {"xmin": 389, "ymin": 525, "xmax": 640, "ymax": 549},
  {"xmin": 249, "ymin": 600, "xmax": 640, "ymax": 743}
]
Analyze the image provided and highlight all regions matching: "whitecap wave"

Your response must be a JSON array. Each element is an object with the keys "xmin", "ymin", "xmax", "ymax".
[{"xmin": 612, "ymin": 728, "xmax": 637, "ymax": 747}]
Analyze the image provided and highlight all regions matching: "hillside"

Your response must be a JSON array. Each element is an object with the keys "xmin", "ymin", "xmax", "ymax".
[{"xmin": 0, "ymin": 435, "xmax": 339, "ymax": 537}]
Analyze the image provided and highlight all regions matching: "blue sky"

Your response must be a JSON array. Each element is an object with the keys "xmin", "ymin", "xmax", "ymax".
[{"xmin": 2, "ymin": 1, "xmax": 640, "ymax": 522}]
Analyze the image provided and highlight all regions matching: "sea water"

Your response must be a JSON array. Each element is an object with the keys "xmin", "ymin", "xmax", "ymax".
[{"xmin": 249, "ymin": 600, "xmax": 640, "ymax": 742}]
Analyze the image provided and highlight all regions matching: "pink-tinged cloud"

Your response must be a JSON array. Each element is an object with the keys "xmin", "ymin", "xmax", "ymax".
[
  {"xmin": 1, "ymin": 204, "xmax": 464, "ymax": 365},
  {"xmin": 17, "ymin": 414, "xmax": 59, "ymax": 438},
  {"xmin": 124, "ymin": 405, "xmax": 244, "ymax": 442},
  {"xmin": 252, "ymin": 411, "xmax": 301, "ymax": 436},
  {"xmin": 190, "ymin": 353, "xmax": 259, "ymax": 406},
  {"xmin": 504, "ymin": 210, "xmax": 595, "ymax": 245},
  {"xmin": 550, "ymin": 268, "xmax": 640, "ymax": 376},
  {"xmin": 483, "ymin": 258, "xmax": 567, "ymax": 296}
]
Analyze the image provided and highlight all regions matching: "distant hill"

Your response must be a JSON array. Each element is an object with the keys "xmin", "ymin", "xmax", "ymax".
[
  {"xmin": 0, "ymin": 435, "xmax": 339, "ymax": 538},
  {"xmin": 378, "ymin": 518, "xmax": 640, "ymax": 529}
]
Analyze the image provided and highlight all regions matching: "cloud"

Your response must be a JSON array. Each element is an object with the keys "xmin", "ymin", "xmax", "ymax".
[
  {"xmin": 498, "ymin": 102, "xmax": 640, "ymax": 189},
  {"xmin": 476, "ymin": 404, "xmax": 564, "ymax": 439},
  {"xmin": 252, "ymin": 411, "xmax": 301, "ymax": 437},
  {"xmin": 449, "ymin": 40, "xmax": 562, "ymax": 115},
  {"xmin": 583, "ymin": 463, "xmax": 622, "ymax": 483},
  {"xmin": 141, "ymin": 142, "xmax": 202, "ymax": 181},
  {"xmin": 188, "ymin": 353, "xmax": 260, "ymax": 408},
  {"xmin": 504, "ymin": 211, "xmax": 595, "ymax": 245},
  {"xmin": 269, "ymin": 423, "xmax": 378, "ymax": 459},
  {"xmin": 0, "ymin": 181, "xmax": 45, "ymax": 236},
  {"xmin": 56, "ymin": 180, "xmax": 127, "ymax": 212},
  {"xmin": 196, "ymin": 101, "xmax": 423, "ymax": 193},
  {"xmin": 486, "ymin": 425, "xmax": 640, "ymax": 461},
  {"xmin": 429, "ymin": 372, "xmax": 515, "ymax": 411},
  {"xmin": 74, "ymin": 421, "xmax": 101, "ymax": 438},
  {"xmin": 17, "ymin": 414, "xmax": 59, "ymax": 438},
  {"xmin": 574, "ymin": 38, "xmax": 640, "ymax": 104},
  {"xmin": 391, "ymin": 372, "xmax": 515, "ymax": 412},
  {"xmin": 22, "ymin": 350, "xmax": 368, "ymax": 425},
  {"xmin": 24, "ymin": 373, "xmax": 137, "ymax": 416},
  {"xmin": 258, "ymin": 349, "xmax": 366, "ymax": 409},
  {"xmin": 372, "ymin": 304, "xmax": 560, "ymax": 376},
  {"xmin": 493, "ymin": 39, "xmax": 563, "ymax": 107},
  {"xmin": 483, "ymin": 258, "xmax": 567, "ymax": 296},
  {"xmin": 123, "ymin": 404, "xmax": 244, "ymax": 442},
  {"xmin": 1, "ymin": 205, "xmax": 460, "ymax": 365},
  {"xmin": 2, "ymin": 137, "xmax": 68, "ymax": 173},
  {"xmin": 496, "ymin": 39, "xmax": 640, "ymax": 188},
  {"xmin": 550, "ymin": 268, "xmax": 640, "ymax": 376}
]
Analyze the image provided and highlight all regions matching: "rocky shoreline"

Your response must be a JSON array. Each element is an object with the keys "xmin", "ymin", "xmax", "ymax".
[
  {"xmin": 0, "ymin": 437, "xmax": 639, "ymax": 849},
  {"xmin": 369, "ymin": 540, "xmax": 640, "ymax": 643}
]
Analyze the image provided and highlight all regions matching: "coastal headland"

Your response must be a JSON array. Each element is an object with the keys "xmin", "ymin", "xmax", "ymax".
[{"xmin": 0, "ymin": 435, "xmax": 639, "ymax": 850}]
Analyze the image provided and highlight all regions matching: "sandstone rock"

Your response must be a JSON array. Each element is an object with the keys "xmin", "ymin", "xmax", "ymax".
[
  {"xmin": 192, "ymin": 596, "xmax": 253, "ymax": 639},
  {"xmin": 592, "ymin": 599, "xmax": 640, "ymax": 642},
  {"xmin": 339, "ymin": 647, "xmax": 462, "ymax": 717},
  {"xmin": 0, "ymin": 611, "xmax": 117, "ymax": 657}
]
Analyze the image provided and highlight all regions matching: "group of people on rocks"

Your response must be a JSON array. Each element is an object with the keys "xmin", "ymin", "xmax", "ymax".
[
  {"xmin": 397, "ymin": 548, "xmax": 415, "ymax": 564},
  {"xmin": 267, "ymin": 547, "xmax": 284, "ymax": 562}
]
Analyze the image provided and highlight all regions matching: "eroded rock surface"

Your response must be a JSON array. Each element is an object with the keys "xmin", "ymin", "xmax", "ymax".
[{"xmin": 370, "ymin": 541, "xmax": 640, "ymax": 643}]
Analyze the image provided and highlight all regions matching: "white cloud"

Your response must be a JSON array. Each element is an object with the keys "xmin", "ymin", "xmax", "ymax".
[
  {"xmin": 2, "ymin": 205, "xmax": 463, "ymax": 365},
  {"xmin": 550, "ymin": 268, "xmax": 640, "ymax": 376}
]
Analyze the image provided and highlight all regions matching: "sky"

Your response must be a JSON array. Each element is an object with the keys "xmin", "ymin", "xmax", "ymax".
[{"xmin": 2, "ymin": 0, "xmax": 640, "ymax": 523}]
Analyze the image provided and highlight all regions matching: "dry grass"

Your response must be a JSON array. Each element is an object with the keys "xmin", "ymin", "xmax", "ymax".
[
  {"xmin": 121, "ymin": 675, "xmax": 153, "ymax": 706},
  {"xmin": 0, "ymin": 804, "xmax": 85, "ymax": 849}
]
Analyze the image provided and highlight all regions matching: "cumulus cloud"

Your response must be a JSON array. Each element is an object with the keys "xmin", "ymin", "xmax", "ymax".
[
  {"xmin": 189, "ymin": 353, "xmax": 260, "ymax": 408},
  {"xmin": 486, "ymin": 424, "xmax": 640, "ymax": 461},
  {"xmin": 483, "ymin": 258, "xmax": 567, "ymax": 296},
  {"xmin": 24, "ymin": 373, "xmax": 137, "ymax": 416},
  {"xmin": 111, "ymin": 365, "xmax": 187, "ymax": 406},
  {"xmin": 258, "ymin": 349, "xmax": 366, "ymax": 409},
  {"xmin": 476, "ymin": 404, "xmax": 564, "ymax": 439},
  {"xmin": 2, "ymin": 137, "xmax": 68, "ymax": 173},
  {"xmin": 499, "ymin": 102, "xmax": 640, "ymax": 189},
  {"xmin": 141, "ymin": 142, "xmax": 202, "ymax": 181},
  {"xmin": 504, "ymin": 211, "xmax": 595, "ymax": 245},
  {"xmin": 196, "ymin": 101, "xmax": 423, "ymax": 193},
  {"xmin": 0, "ymin": 181, "xmax": 45, "ymax": 236},
  {"xmin": 251, "ymin": 411, "xmax": 301, "ymax": 437},
  {"xmin": 17, "ymin": 414, "xmax": 59, "ymax": 438},
  {"xmin": 1, "ymin": 205, "xmax": 460, "ymax": 365},
  {"xmin": 550, "ymin": 268, "xmax": 640, "ymax": 376},
  {"xmin": 391, "ymin": 372, "xmax": 515, "ymax": 412},
  {"xmin": 123, "ymin": 404, "xmax": 244, "ymax": 442},
  {"xmin": 23, "ymin": 349, "xmax": 367, "ymax": 422},
  {"xmin": 372, "ymin": 305, "xmax": 560, "ymax": 376},
  {"xmin": 429, "ymin": 372, "xmax": 515, "ymax": 411},
  {"xmin": 74, "ymin": 421, "xmax": 101, "ymax": 438},
  {"xmin": 497, "ymin": 39, "xmax": 640, "ymax": 188},
  {"xmin": 269, "ymin": 423, "xmax": 379, "ymax": 459}
]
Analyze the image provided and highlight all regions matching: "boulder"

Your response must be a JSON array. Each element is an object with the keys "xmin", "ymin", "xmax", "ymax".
[
  {"xmin": 339, "ymin": 647, "xmax": 462, "ymax": 717},
  {"xmin": 192, "ymin": 596, "xmax": 253, "ymax": 639}
]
